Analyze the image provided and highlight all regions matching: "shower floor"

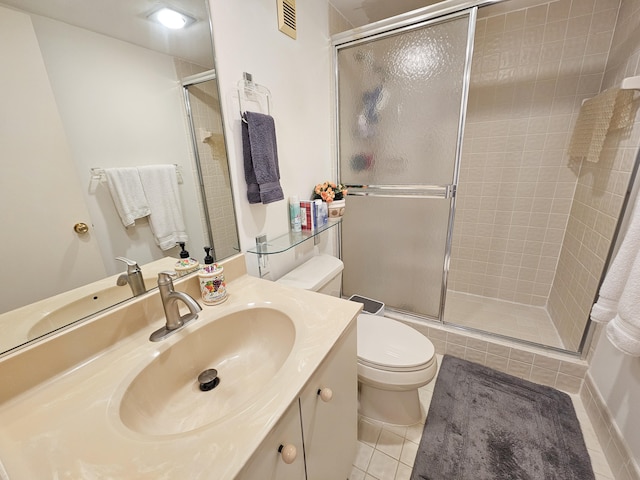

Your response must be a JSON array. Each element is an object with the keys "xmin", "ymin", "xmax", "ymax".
[{"xmin": 443, "ymin": 290, "xmax": 564, "ymax": 349}]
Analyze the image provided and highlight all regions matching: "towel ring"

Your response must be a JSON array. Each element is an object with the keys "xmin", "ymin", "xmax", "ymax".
[{"xmin": 238, "ymin": 72, "xmax": 272, "ymax": 123}]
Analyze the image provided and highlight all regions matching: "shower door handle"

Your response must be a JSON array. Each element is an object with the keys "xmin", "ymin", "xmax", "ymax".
[{"xmin": 345, "ymin": 184, "xmax": 455, "ymax": 199}]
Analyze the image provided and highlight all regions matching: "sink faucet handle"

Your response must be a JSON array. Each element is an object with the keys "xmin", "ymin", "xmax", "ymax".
[
  {"xmin": 157, "ymin": 271, "xmax": 177, "ymax": 286},
  {"xmin": 116, "ymin": 256, "xmax": 141, "ymax": 273},
  {"xmin": 116, "ymin": 257, "xmax": 146, "ymax": 296}
]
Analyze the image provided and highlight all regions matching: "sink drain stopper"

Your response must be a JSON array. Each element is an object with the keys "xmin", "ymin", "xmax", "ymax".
[{"xmin": 198, "ymin": 369, "xmax": 220, "ymax": 391}]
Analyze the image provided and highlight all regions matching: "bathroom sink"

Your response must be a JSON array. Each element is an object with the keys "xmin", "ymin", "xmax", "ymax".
[
  {"xmin": 118, "ymin": 307, "xmax": 296, "ymax": 436},
  {"xmin": 27, "ymin": 278, "xmax": 158, "ymax": 340}
]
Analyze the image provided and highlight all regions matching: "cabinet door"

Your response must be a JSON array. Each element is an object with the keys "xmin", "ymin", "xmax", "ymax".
[
  {"xmin": 300, "ymin": 323, "xmax": 358, "ymax": 480},
  {"xmin": 236, "ymin": 400, "xmax": 305, "ymax": 480}
]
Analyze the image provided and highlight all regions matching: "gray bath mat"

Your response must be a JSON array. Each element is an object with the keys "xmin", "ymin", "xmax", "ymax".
[{"xmin": 411, "ymin": 355, "xmax": 594, "ymax": 480}]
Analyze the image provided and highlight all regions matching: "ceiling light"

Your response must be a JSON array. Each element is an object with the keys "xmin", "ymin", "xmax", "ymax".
[{"xmin": 148, "ymin": 7, "xmax": 195, "ymax": 29}]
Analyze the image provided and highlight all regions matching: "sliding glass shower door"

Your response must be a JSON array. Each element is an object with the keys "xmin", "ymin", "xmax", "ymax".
[{"xmin": 336, "ymin": 9, "xmax": 475, "ymax": 320}]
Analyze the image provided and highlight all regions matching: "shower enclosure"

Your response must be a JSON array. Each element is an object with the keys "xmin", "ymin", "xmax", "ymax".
[
  {"xmin": 334, "ymin": 0, "xmax": 637, "ymax": 355},
  {"xmin": 182, "ymin": 70, "xmax": 240, "ymax": 261}
]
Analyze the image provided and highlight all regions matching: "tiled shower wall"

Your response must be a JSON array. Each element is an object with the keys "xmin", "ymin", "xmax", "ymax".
[
  {"xmin": 175, "ymin": 59, "xmax": 239, "ymax": 261},
  {"xmin": 449, "ymin": 0, "xmax": 620, "ymax": 311},
  {"xmin": 549, "ymin": 0, "xmax": 640, "ymax": 351}
]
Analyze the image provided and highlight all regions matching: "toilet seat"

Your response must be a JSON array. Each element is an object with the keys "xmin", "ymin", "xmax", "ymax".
[{"xmin": 357, "ymin": 314, "xmax": 435, "ymax": 373}]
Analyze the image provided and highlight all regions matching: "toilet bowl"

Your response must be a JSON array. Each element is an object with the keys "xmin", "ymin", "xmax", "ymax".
[
  {"xmin": 277, "ymin": 254, "xmax": 437, "ymax": 426},
  {"xmin": 357, "ymin": 313, "xmax": 436, "ymax": 425}
]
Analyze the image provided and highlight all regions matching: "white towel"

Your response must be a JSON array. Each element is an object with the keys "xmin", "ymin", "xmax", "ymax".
[
  {"xmin": 137, "ymin": 165, "xmax": 188, "ymax": 250},
  {"xmin": 104, "ymin": 167, "xmax": 150, "ymax": 227},
  {"xmin": 591, "ymin": 191, "xmax": 640, "ymax": 356}
]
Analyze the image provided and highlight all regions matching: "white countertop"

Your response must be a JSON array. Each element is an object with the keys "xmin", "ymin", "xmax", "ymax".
[{"xmin": 0, "ymin": 254, "xmax": 361, "ymax": 479}]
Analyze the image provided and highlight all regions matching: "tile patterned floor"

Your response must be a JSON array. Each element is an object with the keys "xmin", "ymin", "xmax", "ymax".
[
  {"xmin": 444, "ymin": 290, "xmax": 565, "ymax": 348},
  {"xmin": 350, "ymin": 354, "xmax": 614, "ymax": 480}
]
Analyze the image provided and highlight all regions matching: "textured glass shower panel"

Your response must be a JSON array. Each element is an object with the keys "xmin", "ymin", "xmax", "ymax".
[
  {"xmin": 338, "ymin": 15, "xmax": 470, "ymax": 186},
  {"xmin": 342, "ymin": 196, "xmax": 451, "ymax": 318}
]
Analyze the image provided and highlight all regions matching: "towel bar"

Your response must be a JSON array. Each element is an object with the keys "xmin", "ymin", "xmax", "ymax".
[{"xmin": 90, "ymin": 165, "xmax": 183, "ymax": 184}]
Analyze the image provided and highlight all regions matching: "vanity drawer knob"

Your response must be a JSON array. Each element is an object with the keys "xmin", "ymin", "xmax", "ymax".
[
  {"xmin": 317, "ymin": 387, "xmax": 333, "ymax": 402},
  {"xmin": 278, "ymin": 444, "xmax": 297, "ymax": 464}
]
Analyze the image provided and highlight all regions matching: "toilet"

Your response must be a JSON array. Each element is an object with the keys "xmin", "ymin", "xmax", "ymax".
[{"xmin": 277, "ymin": 254, "xmax": 437, "ymax": 426}]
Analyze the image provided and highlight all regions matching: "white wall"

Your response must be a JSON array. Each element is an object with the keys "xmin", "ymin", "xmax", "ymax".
[
  {"xmin": 590, "ymin": 330, "xmax": 640, "ymax": 463},
  {"xmin": 589, "ymin": 162, "xmax": 640, "ymax": 467},
  {"xmin": 0, "ymin": 6, "xmax": 105, "ymax": 312},
  {"xmin": 587, "ymin": 0, "xmax": 640, "ymax": 469},
  {"xmin": 209, "ymin": 0, "xmax": 336, "ymax": 278},
  {"xmin": 32, "ymin": 15, "xmax": 208, "ymax": 275}
]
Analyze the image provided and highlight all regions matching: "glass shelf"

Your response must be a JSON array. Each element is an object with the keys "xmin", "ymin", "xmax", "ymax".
[{"xmin": 247, "ymin": 219, "xmax": 342, "ymax": 255}]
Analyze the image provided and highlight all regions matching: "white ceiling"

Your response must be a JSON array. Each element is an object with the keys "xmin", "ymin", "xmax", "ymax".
[
  {"xmin": 3, "ymin": 0, "xmax": 545, "ymax": 65},
  {"xmin": 1, "ymin": 0, "xmax": 444, "ymax": 66},
  {"xmin": 331, "ymin": 0, "xmax": 444, "ymax": 27},
  {"xmin": 0, "ymin": 0, "xmax": 214, "ymax": 67}
]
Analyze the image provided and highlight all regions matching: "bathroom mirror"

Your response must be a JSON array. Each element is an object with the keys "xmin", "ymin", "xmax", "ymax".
[{"xmin": 0, "ymin": 0, "xmax": 239, "ymax": 355}]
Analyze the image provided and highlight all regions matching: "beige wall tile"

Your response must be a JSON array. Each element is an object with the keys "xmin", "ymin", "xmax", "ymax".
[
  {"xmin": 555, "ymin": 372, "xmax": 582, "ymax": 393},
  {"xmin": 450, "ymin": 0, "xmax": 615, "ymax": 314},
  {"xmin": 445, "ymin": 342, "xmax": 466, "ymax": 359},
  {"xmin": 508, "ymin": 359, "xmax": 533, "ymax": 379},
  {"xmin": 530, "ymin": 365, "xmax": 558, "ymax": 387},
  {"xmin": 533, "ymin": 353, "xmax": 561, "ymax": 371},
  {"xmin": 485, "ymin": 352, "xmax": 509, "ymax": 373},
  {"xmin": 487, "ymin": 342, "xmax": 511, "ymax": 358},
  {"xmin": 509, "ymin": 348, "xmax": 535, "ymax": 364},
  {"xmin": 464, "ymin": 347, "xmax": 487, "ymax": 365},
  {"xmin": 559, "ymin": 360, "xmax": 589, "ymax": 377}
]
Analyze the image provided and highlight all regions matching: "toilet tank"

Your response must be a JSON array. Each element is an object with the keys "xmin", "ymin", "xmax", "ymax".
[{"xmin": 276, "ymin": 254, "xmax": 344, "ymax": 297}]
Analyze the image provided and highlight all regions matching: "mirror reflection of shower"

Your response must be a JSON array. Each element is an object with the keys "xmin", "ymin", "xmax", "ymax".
[{"xmin": 182, "ymin": 70, "xmax": 240, "ymax": 261}]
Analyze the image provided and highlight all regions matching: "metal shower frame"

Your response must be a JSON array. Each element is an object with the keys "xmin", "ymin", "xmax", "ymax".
[{"xmin": 330, "ymin": 0, "xmax": 631, "ymax": 358}]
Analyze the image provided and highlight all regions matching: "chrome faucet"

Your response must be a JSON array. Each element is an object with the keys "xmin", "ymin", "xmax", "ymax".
[
  {"xmin": 150, "ymin": 271, "xmax": 202, "ymax": 342},
  {"xmin": 115, "ymin": 257, "xmax": 146, "ymax": 296}
]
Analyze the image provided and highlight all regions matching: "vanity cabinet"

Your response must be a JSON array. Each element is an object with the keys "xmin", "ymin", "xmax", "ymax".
[
  {"xmin": 237, "ymin": 322, "xmax": 357, "ymax": 480},
  {"xmin": 236, "ymin": 399, "xmax": 306, "ymax": 480},
  {"xmin": 300, "ymin": 322, "xmax": 357, "ymax": 479}
]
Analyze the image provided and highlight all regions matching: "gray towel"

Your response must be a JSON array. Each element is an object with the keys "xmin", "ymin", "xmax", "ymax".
[{"xmin": 241, "ymin": 111, "xmax": 284, "ymax": 204}]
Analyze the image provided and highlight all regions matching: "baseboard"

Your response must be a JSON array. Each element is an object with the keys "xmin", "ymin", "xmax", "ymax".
[{"xmin": 581, "ymin": 373, "xmax": 640, "ymax": 480}]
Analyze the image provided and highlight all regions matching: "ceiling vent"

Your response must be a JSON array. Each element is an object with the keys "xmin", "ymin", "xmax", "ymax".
[{"xmin": 277, "ymin": 0, "xmax": 297, "ymax": 40}]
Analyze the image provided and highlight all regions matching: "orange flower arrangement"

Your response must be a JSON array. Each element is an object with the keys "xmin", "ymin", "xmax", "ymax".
[{"xmin": 312, "ymin": 182, "xmax": 348, "ymax": 203}]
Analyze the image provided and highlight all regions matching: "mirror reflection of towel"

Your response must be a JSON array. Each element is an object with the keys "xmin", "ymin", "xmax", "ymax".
[
  {"xmin": 241, "ymin": 111, "xmax": 284, "ymax": 204},
  {"xmin": 137, "ymin": 165, "xmax": 188, "ymax": 250},
  {"xmin": 104, "ymin": 167, "xmax": 150, "ymax": 227}
]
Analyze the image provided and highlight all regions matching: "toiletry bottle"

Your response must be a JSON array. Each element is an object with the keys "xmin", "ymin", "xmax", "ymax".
[
  {"xmin": 289, "ymin": 196, "xmax": 302, "ymax": 232},
  {"xmin": 174, "ymin": 242, "xmax": 200, "ymax": 277},
  {"xmin": 314, "ymin": 199, "xmax": 323, "ymax": 229},
  {"xmin": 198, "ymin": 262, "xmax": 227, "ymax": 305},
  {"xmin": 317, "ymin": 200, "xmax": 328, "ymax": 227}
]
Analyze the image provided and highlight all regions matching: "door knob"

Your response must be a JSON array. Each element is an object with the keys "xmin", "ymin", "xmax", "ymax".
[{"xmin": 74, "ymin": 222, "xmax": 89, "ymax": 234}]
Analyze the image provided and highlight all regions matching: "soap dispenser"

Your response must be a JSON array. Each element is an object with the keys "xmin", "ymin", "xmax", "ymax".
[
  {"xmin": 203, "ymin": 246, "xmax": 214, "ymax": 266},
  {"xmin": 198, "ymin": 246, "xmax": 227, "ymax": 305},
  {"xmin": 174, "ymin": 242, "xmax": 200, "ymax": 277}
]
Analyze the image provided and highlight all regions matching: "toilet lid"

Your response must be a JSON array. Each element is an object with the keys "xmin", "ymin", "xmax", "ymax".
[{"xmin": 357, "ymin": 314, "xmax": 435, "ymax": 372}]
